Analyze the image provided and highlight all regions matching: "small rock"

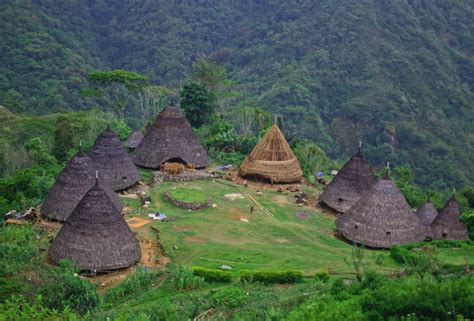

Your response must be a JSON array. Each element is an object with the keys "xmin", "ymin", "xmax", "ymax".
[
  {"xmin": 220, "ymin": 264, "xmax": 233, "ymax": 270},
  {"xmin": 256, "ymin": 191, "xmax": 264, "ymax": 196},
  {"xmin": 212, "ymin": 203, "xmax": 217, "ymax": 208}
]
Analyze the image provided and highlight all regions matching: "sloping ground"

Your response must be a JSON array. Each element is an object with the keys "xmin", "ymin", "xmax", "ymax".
[
  {"xmin": 126, "ymin": 178, "xmax": 474, "ymax": 274},
  {"xmin": 131, "ymin": 179, "xmax": 394, "ymax": 274}
]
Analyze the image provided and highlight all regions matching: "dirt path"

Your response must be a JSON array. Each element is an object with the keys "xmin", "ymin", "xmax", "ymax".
[{"xmin": 90, "ymin": 231, "xmax": 168, "ymax": 292}]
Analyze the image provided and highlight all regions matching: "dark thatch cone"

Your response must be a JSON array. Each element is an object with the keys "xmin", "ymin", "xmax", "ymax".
[
  {"xmin": 430, "ymin": 196, "xmax": 469, "ymax": 240},
  {"xmin": 48, "ymin": 181, "xmax": 140, "ymax": 272},
  {"xmin": 238, "ymin": 125, "xmax": 303, "ymax": 183},
  {"xmin": 416, "ymin": 201, "xmax": 438, "ymax": 226},
  {"xmin": 132, "ymin": 105, "xmax": 209, "ymax": 168},
  {"xmin": 124, "ymin": 130, "xmax": 144, "ymax": 150},
  {"xmin": 89, "ymin": 127, "xmax": 139, "ymax": 191},
  {"xmin": 336, "ymin": 174, "xmax": 425, "ymax": 248},
  {"xmin": 320, "ymin": 149, "xmax": 375, "ymax": 213},
  {"xmin": 41, "ymin": 151, "xmax": 123, "ymax": 221}
]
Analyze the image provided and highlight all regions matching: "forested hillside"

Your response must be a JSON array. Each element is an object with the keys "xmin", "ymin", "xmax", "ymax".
[{"xmin": 0, "ymin": 0, "xmax": 473, "ymax": 189}]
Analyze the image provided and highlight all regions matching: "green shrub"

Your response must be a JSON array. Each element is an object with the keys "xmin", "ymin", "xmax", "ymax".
[
  {"xmin": 39, "ymin": 260, "xmax": 99, "ymax": 315},
  {"xmin": 0, "ymin": 295, "xmax": 79, "ymax": 321},
  {"xmin": 170, "ymin": 265, "xmax": 204, "ymax": 290},
  {"xmin": 461, "ymin": 209, "xmax": 474, "ymax": 240},
  {"xmin": 314, "ymin": 270, "xmax": 330, "ymax": 283},
  {"xmin": 103, "ymin": 268, "xmax": 162, "ymax": 305},
  {"xmin": 192, "ymin": 266, "xmax": 232, "ymax": 283},
  {"xmin": 240, "ymin": 269, "xmax": 303, "ymax": 284},
  {"xmin": 213, "ymin": 287, "xmax": 249, "ymax": 308}
]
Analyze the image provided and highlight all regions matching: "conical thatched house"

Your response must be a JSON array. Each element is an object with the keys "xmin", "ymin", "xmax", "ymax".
[
  {"xmin": 416, "ymin": 201, "xmax": 438, "ymax": 226},
  {"xmin": 124, "ymin": 130, "xmax": 144, "ymax": 150},
  {"xmin": 41, "ymin": 151, "xmax": 123, "ymax": 221},
  {"xmin": 320, "ymin": 148, "xmax": 375, "ymax": 213},
  {"xmin": 48, "ymin": 180, "xmax": 140, "ymax": 272},
  {"xmin": 336, "ymin": 174, "xmax": 425, "ymax": 248},
  {"xmin": 132, "ymin": 105, "xmax": 209, "ymax": 168},
  {"xmin": 430, "ymin": 196, "xmax": 469, "ymax": 240},
  {"xmin": 239, "ymin": 125, "xmax": 303, "ymax": 183},
  {"xmin": 89, "ymin": 127, "xmax": 139, "ymax": 191}
]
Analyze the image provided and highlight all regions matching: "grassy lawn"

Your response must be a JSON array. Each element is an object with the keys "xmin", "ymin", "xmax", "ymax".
[
  {"xmin": 129, "ymin": 179, "xmax": 403, "ymax": 275},
  {"xmin": 167, "ymin": 188, "xmax": 209, "ymax": 204}
]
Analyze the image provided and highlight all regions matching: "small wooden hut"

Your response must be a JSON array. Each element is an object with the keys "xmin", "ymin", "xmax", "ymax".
[
  {"xmin": 336, "ymin": 174, "xmax": 425, "ymax": 248},
  {"xmin": 124, "ymin": 130, "xmax": 144, "ymax": 150},
  {"xmin": 239, "ymin": 125, "xmax": 303, "ymax": 183},
  {"xmin": 48, "ymin": 180, "xmax": 140, "ymax": 272},
  {"xmin": 132, "ymin": 105, "xmax": 209, "ymax": 169},
  {"xmin": 430, "ymin": 196, "xmax": 469, "ymax": 240},
  {"xmin": 416, "ymin": 201, "xmax": 438, "ymax": 226},
  {"xmin": 320, "ymin": 148, "xmax": 375, "ymax": 213},
  {"xmin": 89, "ymin": 126, "xmax": 139, "ymax": 191},
  {"xmin": 41, "ymin": 151, "xmax": 123, "ymax": 221}
]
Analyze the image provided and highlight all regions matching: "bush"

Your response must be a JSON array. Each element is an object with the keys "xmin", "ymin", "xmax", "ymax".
[
  {"xmin": 240, "ymin": 269, "xmax": 303, "ymax": 284},
  {"xmin": 314, "ymin": 270, "xmax": 330, "ymax": 283},
  {"xmin": 0, "ymin": 295, "xmax": 79, "ymax": 321},
  {"xmin": 103, "ymin": 268, "xmax": 162, "ymax": 305},
  {"xmin": 192, "ymin": 266, "xmax": 232, "ymax": 283},
  {"xmin": 39, "ymin": 260, "xmax": 99, "ymax": 315},
  {"xmin": 461, "ymin": 209, "xmax": 474, "ymax": 240},
  {"xmin": 170, "ymin": 265, "xmax": 204, "ymax": 290},
  {"xmin": 213, "ymin": 287, "xmax": 249, "ymax": 308}
]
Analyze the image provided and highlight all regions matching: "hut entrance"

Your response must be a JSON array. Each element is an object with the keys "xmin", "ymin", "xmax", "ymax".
[
  {"xmin": 165, "ymin": 158, "xmax": 186, "ymax": 165},
  {"xmin": 241, "ymin": 174, "xmax": 274, "ymax": 184}
]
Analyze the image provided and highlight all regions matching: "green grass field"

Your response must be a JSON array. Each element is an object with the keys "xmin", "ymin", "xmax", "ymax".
[
  {"xmin": 167, "ymin": 188, "xmax": 209, "ymax": 204},
  {"xmin": 126, "ymin": 179, "xmax": 403, "ymax": 275},
  {"xmin": 125, "ymin": 178, "xmax": 474, "ymax": 275}
]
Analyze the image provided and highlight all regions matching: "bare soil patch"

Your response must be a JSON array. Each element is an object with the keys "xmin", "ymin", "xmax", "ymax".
[{"xmin": 127, "ymin": 217, "xmax": 151, "ymax": 228}]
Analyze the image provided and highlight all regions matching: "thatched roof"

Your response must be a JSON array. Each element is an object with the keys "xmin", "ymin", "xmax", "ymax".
[
  {"xmin": 124, "ymin": 130, "xmax": 144, "ymax": 150},
  {"xmin": 48, "ymin": 181, "xmax": 140, "ymax": 272},
  {"xmin": 239, "ymin": 125, "xmax": 303, "ymax": 183},
  {"xmin": 416, "ymin": 201, "xmax": 438, "ymax": 226},
  {"xmin": 89, "ymin": 127, "xmax": 139, "ymax": 191},
  {"xmin": 41, "ymin": 151, "xmax": 123, "ymax": 221},
  {"xmin": 336, "ymin": 174, "xmax": 425, "ymax": 248},
  {"xmin": 320, "ymin": 149, "xmax": 375, "ymax": 213},
  {"xmin": 430, "ymin": 196, "xmax": 469, "ymax": 240},
  {"xmin": 132, "ymin": 106, "xmax": 209, "ymax": 169}
]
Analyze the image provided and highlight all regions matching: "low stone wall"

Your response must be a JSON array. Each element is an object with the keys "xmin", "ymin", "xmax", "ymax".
[
  {"xmin": 154, "ymin": 170, "xmax": 221, "ymax": 185},
  {"xmin": 163, "ymin": 192, "xmax": 212, "ymax": 210}
]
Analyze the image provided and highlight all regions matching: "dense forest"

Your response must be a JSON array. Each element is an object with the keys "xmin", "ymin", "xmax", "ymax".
[{"xmin": 1, "ymin": 0, "xmax": 473, "ymax": 189}]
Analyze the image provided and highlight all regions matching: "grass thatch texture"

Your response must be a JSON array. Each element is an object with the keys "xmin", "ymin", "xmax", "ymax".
[
  {"xmin": 48, "ymin": 182, "xmax": 140, "ymax": 271},
  {"xmin": 41, "ymin": 150, "xmax": 123, "ymax": 221},
  {"xmin": 89, "ymin": 127, "xmax": 139, "ymax": 191},
  {"xmin": 320, "ymin": 149, "xmax": 375, "ymax": 213},
  {"xmin": 239, "ymin": 125, "xmax": 303, "ymax": 183},
  {"xmin": 132, "ymin": 106, "xmax": 209, "ymax": 169},
  {"xmin": 336, "ymin": 176, "xmax": 426, "ymax": 248}
]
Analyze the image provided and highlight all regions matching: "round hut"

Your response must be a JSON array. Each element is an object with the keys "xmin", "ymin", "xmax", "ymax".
[
  {"xmin": 335, "ymin": 174, "xmax": 425, "ymax": 248},
  {"xmin": 41, "ymin": 151, "xmax": 123, "ymax": 221},
  {"xmin": 320, "ymin": 148, "xmax": 375, "ymax": 213},
  {"xmin": 132, "ymin": 105, "xmax": 209, "ymax": 169},
  {"xmin": 89, "ymin": 126, "xmax": 139, "ymax": 191},
  {"xmin": 124, "ymin": 130, "xmax": 144, "ymax": 150},
  {"xmin": 239, "ymin": 125, "xmax": 303, "ymax": 183},
  {"xmin": 416, "ymin": 201, "xmax": 438, "ymax": 226},
  {"xmin": 48, "ymin": 180, "xmax": 140, "ymax": 272},
  {"xmin": 430, "ymin": 196, "xmax": 469, "ymax": 240}
]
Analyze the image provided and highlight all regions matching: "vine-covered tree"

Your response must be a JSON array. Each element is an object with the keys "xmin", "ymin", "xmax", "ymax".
[
  {"xmin": 84, "ymin": 70, "xmax": 148, "ymax": 118},
  {"xmin": 179, "ymin": 82, "xmax": 216, "ymax": 128}
]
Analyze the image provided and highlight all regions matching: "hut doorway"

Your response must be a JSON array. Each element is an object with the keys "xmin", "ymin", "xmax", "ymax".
[{"xmin": 164, "ymin": 158, "xmax": 187, "ymax": 165}]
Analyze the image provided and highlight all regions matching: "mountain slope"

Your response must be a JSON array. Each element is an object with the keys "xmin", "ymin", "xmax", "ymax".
[{"xmin": 0, "ymin": 0, "xmax": 473, "ymax": 188}]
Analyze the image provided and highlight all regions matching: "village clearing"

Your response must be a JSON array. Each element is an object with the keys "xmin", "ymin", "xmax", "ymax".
[{"xmin": 121, "ymin": 176, "xmax": 474, "ymax": 275}]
